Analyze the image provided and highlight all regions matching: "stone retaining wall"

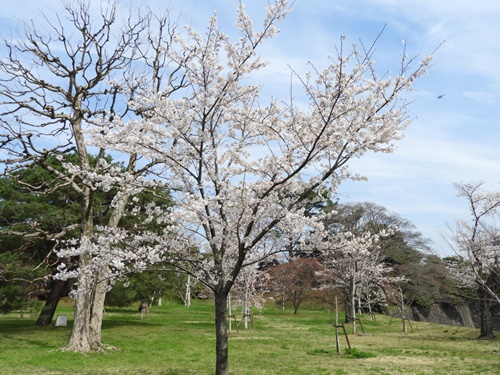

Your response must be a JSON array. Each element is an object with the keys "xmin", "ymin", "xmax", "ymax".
[{"xmin": 390, "ymin": 302, "xmax": 500, "ymax": 331}]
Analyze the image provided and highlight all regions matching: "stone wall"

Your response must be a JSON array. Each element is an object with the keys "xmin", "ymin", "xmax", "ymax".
[
  {"xmin": 392, "ymin": 302, "xmax": 500, "ymax": 331},
  {"xmin": 409, "ymin": 303, "xmax": 476, "ymax": 328}
]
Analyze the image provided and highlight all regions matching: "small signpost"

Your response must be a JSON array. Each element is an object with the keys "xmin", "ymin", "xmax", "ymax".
[{"xmin": 55, "ymin": 315, "xmax": 67, "ymax": 327}]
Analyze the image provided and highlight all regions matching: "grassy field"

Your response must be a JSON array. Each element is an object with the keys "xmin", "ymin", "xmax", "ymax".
[{"xmin": 0, "ymin": 299, "xmax": 499, "ymax": 375}]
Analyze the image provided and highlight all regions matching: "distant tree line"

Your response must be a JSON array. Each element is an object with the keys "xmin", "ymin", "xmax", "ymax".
[{"xmin": 1, "ymin": 161, "xmax": 492, "ymax": 337}]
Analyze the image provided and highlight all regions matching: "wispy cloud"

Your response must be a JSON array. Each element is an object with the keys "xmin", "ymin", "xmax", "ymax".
[{"xmin": 2, "ymin": 0, "xmax": 499, "ymax": 255}]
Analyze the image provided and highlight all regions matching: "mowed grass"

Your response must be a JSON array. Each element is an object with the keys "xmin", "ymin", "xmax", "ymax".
[{"xmin": 0, "ymin": 299, "xmax": 499, "ymax": 375}]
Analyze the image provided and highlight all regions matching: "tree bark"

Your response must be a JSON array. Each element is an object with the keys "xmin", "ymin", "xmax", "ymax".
[
  {"xmin": 86, "ymin": 173, "xmax": 133, "ymax": 348},
  {"xmin": 243, "ymin": 287, "xmax": 249, "ymax": 329},
  {"xmin": 344, "ymin": 290, "xmax": 354, "ymax": 323},
  {"xmin": 214, "ymin": 288, "xmax": 229, "ymax": 375},
  {"xmin": 478, "ymin": 288, "xmax": 495, "ymax": 339},
  {"xmin": 64, "ymin": 255, "xmax": 94, "ymax": 352},
  {"xmin": 89, "ymin": 269, "xmax": 109, "ymax": 347},
  {"xmin": 293, "ymin": 292, "xmax": 301, "ymax": 314},
  {"xmin": 36, "ymin": 279, "xmax": 66, "ymax": 326}
]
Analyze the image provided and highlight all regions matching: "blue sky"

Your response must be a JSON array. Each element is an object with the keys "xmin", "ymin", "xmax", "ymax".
[{"xmin": 3, "ymin": 0, "xmax": 500, "ymax": 256}]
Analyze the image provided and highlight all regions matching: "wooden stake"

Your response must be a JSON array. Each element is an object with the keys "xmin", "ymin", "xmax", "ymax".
[
  {"xmin": 355, "ymin": 317, "xmax": 366, "ymax": 335},
  {"xmin": 341, "ymin": 324, "xmax": 352, "ymax": 351},
  {"xmin": 335, "ymin": 296, "xmax": 341, "ymax": 354}
]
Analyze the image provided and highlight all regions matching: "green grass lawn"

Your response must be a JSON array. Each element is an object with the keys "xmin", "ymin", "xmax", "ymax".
[{"xmin": 0, "ymin": 299, "xmax": 499, "ymax": 374}]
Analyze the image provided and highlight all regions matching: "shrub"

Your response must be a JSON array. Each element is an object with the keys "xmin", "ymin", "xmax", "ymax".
[{"xmin": 343, "ymin": 347, "xmax": 376, "ymax": 358}]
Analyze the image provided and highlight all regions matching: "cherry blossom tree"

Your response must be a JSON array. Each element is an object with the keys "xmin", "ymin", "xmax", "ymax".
[
  {"xmin": 229, "ymin": 265, "xmax": 269, "ymax": 328},
  {"xmin": 320, "ymin": 230, "xmax": 393, "ymax": 330},
  {"xmin": 449, "ymin": 181, "xmax": 500, "ymax": 339},
  {"xmin": 322, "ymin": 201, "xmax": 439, "ymax": 309},
  {"xmin": 88, "ymin": 1, "xmax": 432, "ymax": 372}
]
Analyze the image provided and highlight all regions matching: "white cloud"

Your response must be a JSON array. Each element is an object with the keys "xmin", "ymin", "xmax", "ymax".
[{"xmin": 2, "ymin": 0, "xmax": 499, "ymax": 256}]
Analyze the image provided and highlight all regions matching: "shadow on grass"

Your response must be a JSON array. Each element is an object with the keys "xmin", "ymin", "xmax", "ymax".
[
  {"xmin": 0, "ymin": 319, "xmax": 35, "ymax": 331},
  {"xmin": 102, "ymin": 319, "xmax": 164, "ymax": 329},
  {"xmin": 1, "ymin": 333, "xmax": 58, "ymax": 349},
  {"xmin": 0, "ymin": 315, "xmax": 165, "ymax": 335},
  {"xmin": 396, "ymin": 332, "xmax": 481, "ymax": 342}
]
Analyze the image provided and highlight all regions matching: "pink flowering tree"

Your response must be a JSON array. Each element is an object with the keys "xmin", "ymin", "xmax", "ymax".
[
  {"xmin": 229, "ymin": 265, "xmax": 269, "ymax": 328},
  {"xmin": 320, "ymin": 230, "xmax": 394, "ymax": 331},
  {"xmin": 89, "ymin": 1, "xmax": 432, "ymax": 372}
]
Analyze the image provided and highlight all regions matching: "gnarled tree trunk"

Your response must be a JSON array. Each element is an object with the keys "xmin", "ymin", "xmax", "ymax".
[
  {"xmin": 64, "ymin": 255, "xmax": 95, "ymax": 352},
  {"xmin": 89, "ymin": 269, "xmax": 110, "ymax": 347}
]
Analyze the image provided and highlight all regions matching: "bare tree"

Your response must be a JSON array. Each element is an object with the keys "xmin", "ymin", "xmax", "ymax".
[{"xmin": 0, "ymin": 0, "xmax": 181, "ymax": 352}]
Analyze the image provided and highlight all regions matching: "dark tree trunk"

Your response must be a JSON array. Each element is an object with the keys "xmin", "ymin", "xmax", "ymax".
[
  {"xmin": 214, "ymin": 287, "xmax": 229, "ymax": 375},
  {"xmin": 292, "ymin": 291, "xmax": 301, "ymax": 314},
  {"xmin": 36, "ymin": 279, "xmax": 66, "ymax": 326},
  {"xmin": 478, "ymin": 288, "xmax": 495, "ymax": 339},
  {"xmin": 344, "ymin": 291, "xmax": 354, "ymax": 323}
]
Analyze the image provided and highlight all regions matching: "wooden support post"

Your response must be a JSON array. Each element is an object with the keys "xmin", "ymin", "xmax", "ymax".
[
  {"xmin": 228, "ymin": 315, "xmax": 239, "ymax": 334},
  {"xmin": 334, "ymin": 325, "xmax": 341, "ymax": 354},
  {"xmin": 236, "ymin": 311, "xmax": 254, "ymax": 331},
  {"xmin": 335, "ymin": 297, "xmax": 341, "ymax": 354},
  {"xmin": 402, "ymin": 317, "xmax": 414, "ymax": 332},
  {"xmin": 355, "ymin": 317, "xmax": 366, "ymax": 335},
  {"xmin": 341, "ymin": 324, "xmax": 352, "ymax": 351}
]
